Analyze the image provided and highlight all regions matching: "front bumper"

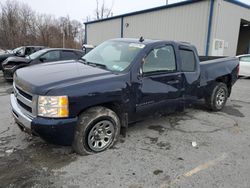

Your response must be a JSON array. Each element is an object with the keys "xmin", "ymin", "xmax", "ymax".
[{"xmin": 10, "ymin": 94, "xmax": 78, "ymax": 146}]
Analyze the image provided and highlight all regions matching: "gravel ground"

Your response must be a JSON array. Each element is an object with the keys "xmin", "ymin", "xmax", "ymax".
[{"xmin": 0, "ymin": 72, "xmax": 250, "ymax": 188}]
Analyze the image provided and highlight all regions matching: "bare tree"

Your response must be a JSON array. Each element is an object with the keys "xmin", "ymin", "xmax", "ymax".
[
  {"xmin": 94, "ymin": 0, "xmax": 114, "ymax": 20},
  {"xmin": 0, "ymin": 0, "xmax": 20, "ymax": 48},
  {"xmin": 0, "ymin": 0, "xmax": 83, "ymax": 49}
]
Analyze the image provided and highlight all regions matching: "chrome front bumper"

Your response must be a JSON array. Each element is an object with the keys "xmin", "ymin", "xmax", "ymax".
[{"xmin": 10, "ymin": 94, "xmax": 32, "ymax": 129}]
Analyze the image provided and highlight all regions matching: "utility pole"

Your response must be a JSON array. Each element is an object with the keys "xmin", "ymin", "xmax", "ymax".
[
  {"xmin": 60, "ymin": 25, "xmax": 65, "ymax": 48},
  {"xmin": 166, "ymin": 0, "xmax": 168, "ymax": 5},
  {"xmin": 63, "ymin": 32, "xmax": 65, "ymax": 48}
]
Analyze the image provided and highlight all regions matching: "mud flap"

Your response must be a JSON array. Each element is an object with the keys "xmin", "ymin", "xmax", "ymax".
[{"xmin": 120, "ymin": 113, "xmax": 128, "ymax": 138}]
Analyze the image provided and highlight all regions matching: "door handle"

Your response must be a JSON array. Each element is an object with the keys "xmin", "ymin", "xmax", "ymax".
[{"xmin": 167, "ymin": 79, "xmax": 180, "ymax": 84}]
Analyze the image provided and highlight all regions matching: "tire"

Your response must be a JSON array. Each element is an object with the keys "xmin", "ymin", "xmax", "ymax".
[
  {"xmin": 73, "ymin": 106, "xmax": 121, "ymax": 155},
  {"xmin": 205, "ymin": 82, "xmax": 228, "ymax": 111}
]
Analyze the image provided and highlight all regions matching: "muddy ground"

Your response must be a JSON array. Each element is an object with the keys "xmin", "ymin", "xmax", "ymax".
[{"xmin": 0, "ymin": 72, "xmax": 250, "ymax": 188}]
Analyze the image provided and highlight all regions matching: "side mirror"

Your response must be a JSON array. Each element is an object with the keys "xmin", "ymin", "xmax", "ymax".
[
  {"xmin": 39, "ymin": 57, "xmax": 46, "ymax": 62},
  {"xmin": 83, "ymin": 47, "xmax": 87, "ymax": 54}
]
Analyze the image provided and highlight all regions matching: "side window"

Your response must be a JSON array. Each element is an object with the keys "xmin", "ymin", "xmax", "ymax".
[
  {"xmin": 143, "ymin": 45, "xmax": 176, "ymax": 74},
  {"xmin": 61, "ymin": 51, "xmax": 77, "ymax": 60},
  {"xmin": 26, "ymin": 47, "xmax": 37, "ymax": 55},
  {"xmin": 180, "ymin": 49, "xmax": 196, "ymax": 72},
  {"xmin": 40, "ymin": 51, "xmax": 60, "ymax": 62},
  {"xmin": 240, "ymin": 56, "xmax": 250, "ymax": 62},
  {"xmin": 16, "ymin": 47, "xmax": 25, "ymax": 56},
  {"xmin": 25, "ymin": 47, "xmax": 32, "ymax": 55}
]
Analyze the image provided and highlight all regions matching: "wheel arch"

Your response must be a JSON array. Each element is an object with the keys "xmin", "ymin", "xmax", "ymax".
[
  {"xmin": 215, "ymin": 74, "xmax": 232, "ymax": 97},
  {"xmin": 77, "ymin": 101, "xmax": 129, "ymax": 136}
]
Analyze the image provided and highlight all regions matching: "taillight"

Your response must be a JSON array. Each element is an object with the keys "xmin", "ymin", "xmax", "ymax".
[{"xmin": 237, "ymin": 64, "xmax": 240, "ymax": 77}]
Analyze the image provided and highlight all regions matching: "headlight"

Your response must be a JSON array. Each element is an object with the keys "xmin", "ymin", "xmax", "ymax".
[
  {"xmin": 38, "ymin": 96, "xmax": 69, "ymax": 118},
  {"xmin": 4, "ymin": 64, "xmax": 15, "ymax": 69}
]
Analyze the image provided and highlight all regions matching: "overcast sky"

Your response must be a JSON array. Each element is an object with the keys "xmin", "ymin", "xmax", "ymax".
[{"xmin": 1, "ymin": 0, "xmax": 250, "ymax": 22}]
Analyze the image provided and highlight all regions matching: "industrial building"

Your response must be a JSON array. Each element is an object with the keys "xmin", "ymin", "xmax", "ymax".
[{"xmin": 84, "ymin": 0, "xmax": 250, "ymax": 56}]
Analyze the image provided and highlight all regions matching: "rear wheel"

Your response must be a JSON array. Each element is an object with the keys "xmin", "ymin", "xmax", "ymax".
[
  {"xmin": 73, "ymin": 106, "xmax": 121, "ymax": 155},
  {"xmin": 205, "ymin": 82, "xmax": 228, "ymax": 111}
]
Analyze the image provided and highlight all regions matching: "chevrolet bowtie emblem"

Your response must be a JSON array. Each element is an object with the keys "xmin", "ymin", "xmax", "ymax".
[{"xmin": 14, "ymin": 90, "xmax": 18, "ymax": 97}]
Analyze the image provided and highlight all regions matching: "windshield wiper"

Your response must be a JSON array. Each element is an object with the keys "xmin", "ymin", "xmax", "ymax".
[
  {"xmin": 88, "ymin": 62, "xmax": 107, "ymax": 69},
  {"xmin": 80, "ymin": 58, "xmax": 107, "ymax": 70}
]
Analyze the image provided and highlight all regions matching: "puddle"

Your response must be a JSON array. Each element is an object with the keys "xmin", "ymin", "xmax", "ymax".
[{"xmin": 0, "ymin": 141, "xmax": 77, "ymax": 188}]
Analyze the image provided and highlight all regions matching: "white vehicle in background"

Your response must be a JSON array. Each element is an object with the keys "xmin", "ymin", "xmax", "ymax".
[
  {"xmin": 237, "ymin": 54, "xmax": 250, "ymax": 77},
  {"xmin": 82, "ymin": 44, "xmax": 94, "ymax": 55}
]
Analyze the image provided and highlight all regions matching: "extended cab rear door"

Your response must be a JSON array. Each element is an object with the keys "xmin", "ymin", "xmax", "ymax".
[
  {"xmin": 178, "ymin": 45, "xmax": 200, "ymax": 103},
  {"xmin": 60, "ymin": 50, "xmax": 79, "ymax": 61},
  {"xmin": 135, "ymin": 43, "xmax": 183, "ymax": 116}
]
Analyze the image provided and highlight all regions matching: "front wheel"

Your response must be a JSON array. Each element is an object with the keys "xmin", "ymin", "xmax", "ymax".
[
  {"xmin": 73, "ymin": 106, "xmax": 121, "ymax": 155},
  {"xmin": 205, "ymin": 82, "xmax": 228, "ymax": 111}
]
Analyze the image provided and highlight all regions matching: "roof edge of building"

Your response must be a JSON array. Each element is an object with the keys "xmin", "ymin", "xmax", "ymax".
[
  {"xmin": 84, "ymin": 0, "xmax": 203, "ymax": 25},
  {"xmin": 224, "ymin": 0, "xmax": 250, "ymax": 9}
]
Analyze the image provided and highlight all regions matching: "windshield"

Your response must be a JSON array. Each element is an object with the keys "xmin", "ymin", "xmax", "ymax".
[
  {"xmin": 27, "ymin": 49, "xmax": 47, "ymax": 60},
  {"xmin": 82, "ymin": 41, "xmax": 145, "ymax": 72}
]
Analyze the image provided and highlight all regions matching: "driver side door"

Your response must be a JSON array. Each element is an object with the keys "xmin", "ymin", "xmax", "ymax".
[
  {"xmin": 135, "ymin": 44, "xmax": 183, "ymax": 116},
  {"xmin": 38, "ymin": 50, "xmax": 61, "ymax": 63}
]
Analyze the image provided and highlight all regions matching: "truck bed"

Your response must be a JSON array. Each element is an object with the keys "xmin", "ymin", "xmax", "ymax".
[
  {"xmin": 199, "ymin": 56, "xmax": 226, "ymax": 62},
  {"xmin": 199, "ymin": 57, "xmax": 239, "ymax": 87}
]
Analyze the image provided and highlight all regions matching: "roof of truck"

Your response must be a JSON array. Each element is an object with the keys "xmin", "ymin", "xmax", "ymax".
[
  {"xmin": 40, "ymin": 48, "xmax": 84, "ymax": 53},
  {"xmin": 111, "ymin": 38, "xmax": 161, "ymax": 44},
  {"xmin": 110, "ymin": 38, "xmax": 194, "ymax": 47}
]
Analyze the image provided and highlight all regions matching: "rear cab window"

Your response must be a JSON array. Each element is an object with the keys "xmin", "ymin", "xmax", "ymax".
[
  {"xmin": 180, "ymin": 49, "xmax": 196, "ymax": 72},
  {"xmin": 61, "ymin": 51, "xmax": 78, "ymax": 60}
]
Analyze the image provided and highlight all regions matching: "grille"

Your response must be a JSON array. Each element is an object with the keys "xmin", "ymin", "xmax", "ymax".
[
  {"xmin": 16, "ymin": 86, "xmax": 32, "ymax": 101},
  {"xmin": 13, "ymin": 82, "xmax": 36, "ymax": 117},
  {"xmin": 17, "ymin": 99, "xmax": 32, "ymax": 113}
]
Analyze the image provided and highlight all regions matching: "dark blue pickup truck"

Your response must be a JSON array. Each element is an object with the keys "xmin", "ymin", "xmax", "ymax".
[{"xmin": 10, "ymin": 38, "xmax": 239, "ymax": 155}]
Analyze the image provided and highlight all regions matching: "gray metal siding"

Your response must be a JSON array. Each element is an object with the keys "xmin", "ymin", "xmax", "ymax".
[
  {"xmin": 86, "ymin": 18, "xmax": 121, "ymax": 45},
  {"xmin": 123, "ymin": 0, "xmax": 210, "ymax": 55},
  {"xmin": 85, "ymin": 0, "xmax": 250, "ymax": 56},
  {"xmin": 86, "ymin": 1, "xmax": 210, "ymax": 54},
  {"xmin": 210, "ymin": 0, "xmax": 250, "ymax": 56}
]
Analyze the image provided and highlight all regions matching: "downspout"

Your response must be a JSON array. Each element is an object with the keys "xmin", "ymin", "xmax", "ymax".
[
  {"xmin": 121, "ymin": 17, "xmax": 124, "ymax": 38},
  {"xmin": 84, "ymin": 23, "xmax": 87, "ymax": 44},
  {"xmin": 205, "ymin": 0, "xmax": 215, "ymax": 56}
]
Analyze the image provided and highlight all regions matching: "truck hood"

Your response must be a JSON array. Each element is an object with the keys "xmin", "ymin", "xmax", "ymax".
[
  {"xmin": 0, "ymin": 53, "xmax": 13, "ymax": 62},
  {"xmin": 14, "ymin": 60, "xmax": 118, "ymax": 95},
  {"xmin": 3, "ymin": 56, "xmax": 31, "ymax": 65}
]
